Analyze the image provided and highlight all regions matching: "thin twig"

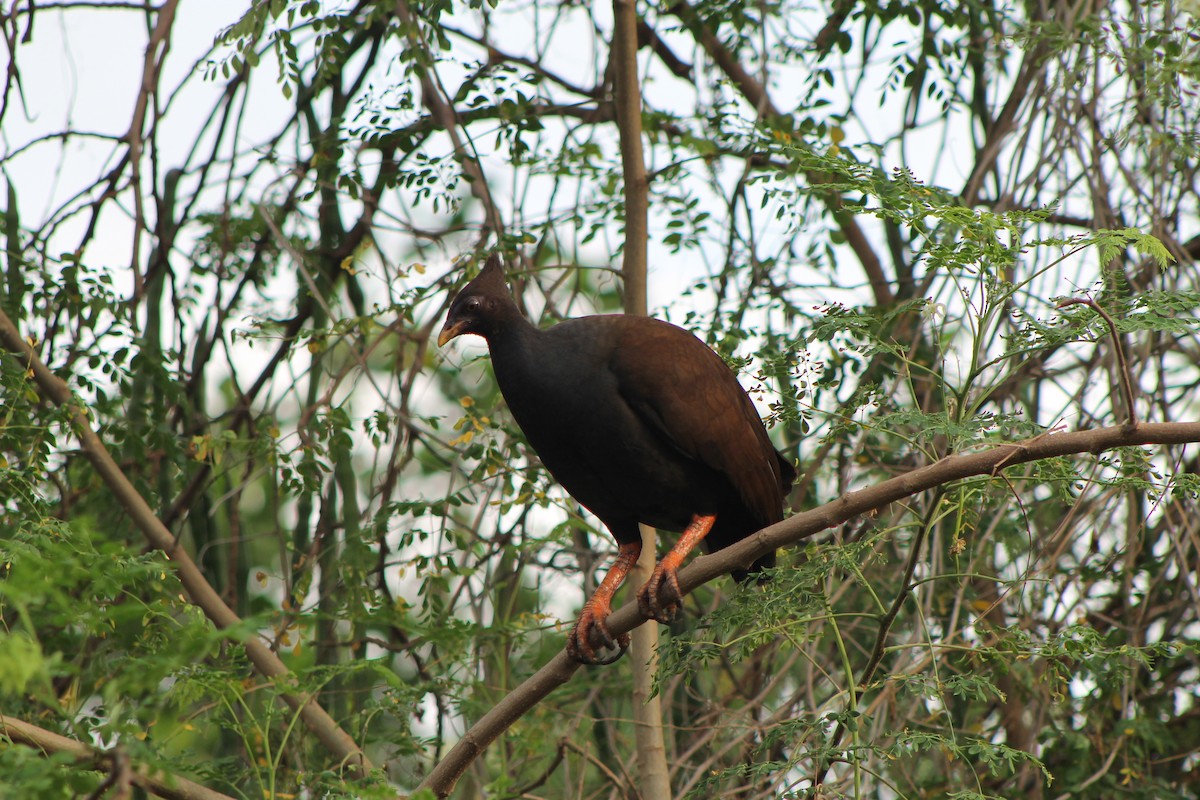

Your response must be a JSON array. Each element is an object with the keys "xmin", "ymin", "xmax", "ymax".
[
  {"xmin": 809, "ymin": 490, "xmax": 943, "ymax": 791},
  {"xmin": 393, "ymin": 0, "xmax": 504, "ymax": 240},
  {"xmin": 499, "ymin": 739, "xmax": 568, "ymax": 799},
  {"xmin": 1057, "ymin": 297, "xmax": 1139, "ymax": 427},
  {"xmin": 123, "ymin": 0, "xmax": 179, "ymax": 301},
  {"xmin": 669, "ymin": 0, "xmax": 892, "ymax": 307}
]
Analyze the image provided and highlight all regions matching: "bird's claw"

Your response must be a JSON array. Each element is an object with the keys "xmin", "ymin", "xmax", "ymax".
[
  {"xmin": 637, "ymin": 566, "xmax": 683, "ymax": 623},
  {"xmin": 568, "ymin": 608, "xmax": 629, "ymax": 665}
]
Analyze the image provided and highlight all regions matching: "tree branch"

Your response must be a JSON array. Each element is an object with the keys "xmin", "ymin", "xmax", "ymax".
[
  {"xmin": 669, "ymin": 0, "xmax": 892, "ymax": 306},
  {"xmin": 613, "ymin": 0, "xmax": 649, "ymax": 315},
  {"xmin": 123, "ymin": 0, "xmax": 178, "ymax": 300},
  {"xmin": 393, "ymin": 0, "xmax": 504, "ymax": 240},
  {"xmin": 0, "ymin": 309, "xmax": 373, "ymax": 779},
  {"xmin": 417, "ymin": 420, "xmax": 1200, "ymax": 796},
  {"xmin": 1058, "ymin": 297, "xmax": 1139, "ymax": 427},
  {"xmin": 611, "ymin": 1, "xmax": 672, "ymax": 797},
  {"xmin": 0, "ymin": 713, "xmax": 236, "ymax": 800},
  {"xmin": 961, "ymin": 36, "xmax": 1049, "ymax": 207}
]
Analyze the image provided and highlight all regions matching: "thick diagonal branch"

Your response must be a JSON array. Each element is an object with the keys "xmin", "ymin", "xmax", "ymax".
[
  {"xmin": 0, "ymin": 309, "xmax": 372, "ymax": 778},
  {"xmin": 0, "ymin": 713, "xmax": 235, "ymax": 800},
  {"xmin": 417, "ymin": 420, "xmax": 1200, "ymax": 797}
]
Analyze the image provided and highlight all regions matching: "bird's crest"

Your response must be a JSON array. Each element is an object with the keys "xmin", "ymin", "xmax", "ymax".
[{"xmin": 460, "ymin": 252, "xmax": 511, "ymax": 299}]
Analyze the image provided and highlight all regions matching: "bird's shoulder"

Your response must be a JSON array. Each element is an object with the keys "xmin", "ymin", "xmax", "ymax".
[{"xmin": 607, "ymin": 317, "xmax": 743, "ymax": 402}]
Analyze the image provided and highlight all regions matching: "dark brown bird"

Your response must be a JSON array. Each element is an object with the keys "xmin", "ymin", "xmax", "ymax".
[{"xmin": 438, "ymin": 255, "xmax": 794, "ymax": 664}]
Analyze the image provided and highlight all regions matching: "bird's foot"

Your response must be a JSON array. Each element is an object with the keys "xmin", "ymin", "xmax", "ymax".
[
  {"xmin": 567, "ymin": 605, "xmax": 629, "ymax": 665},
  {"xmin": 637, "ymin": 564, "xmax": 683, "ymax": 623}
]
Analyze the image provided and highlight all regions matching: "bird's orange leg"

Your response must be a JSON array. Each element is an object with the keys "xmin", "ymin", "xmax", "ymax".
[
  {"xmin": 638, "ymin": 513, "xmax": 716, "ymax": 623},
  {"xmin": 568, "ymin": 540, "xmax": 641, "ymax": 665}
]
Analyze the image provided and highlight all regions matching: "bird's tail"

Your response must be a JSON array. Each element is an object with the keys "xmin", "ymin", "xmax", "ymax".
[{"xmin": 731, "ymin": 549, "xmax": 776, "ymax": 583}]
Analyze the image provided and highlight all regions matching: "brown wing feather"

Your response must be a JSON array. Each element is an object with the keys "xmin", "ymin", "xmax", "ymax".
[{"xmin": 609, "ymin": 319, "xmax": 786, "ymax": 523}]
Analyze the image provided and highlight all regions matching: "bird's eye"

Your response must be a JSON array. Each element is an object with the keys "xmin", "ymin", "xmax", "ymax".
[{"xmin": 464, "ymin": 297, "xmax": 480, "ymax": 312}]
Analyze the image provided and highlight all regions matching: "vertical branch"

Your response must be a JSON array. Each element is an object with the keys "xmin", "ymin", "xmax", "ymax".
[
  {"xmin": 1056, "ymin": 298, "xmax": 1139, "ymax": 427},
  {"xmin": 613, "ymin": 0, "xmax": 649, "ymax": 312},
  {"xmin": 124, "ymin": 0, "xmax": 179, "ymax": 301},
  {"xmin": 630, "ymin": 527, "xmax": 672, "ymax": 796},
  {"xmin": 611, "ymin": 1, "xmax": 673, "ymax": 797}
]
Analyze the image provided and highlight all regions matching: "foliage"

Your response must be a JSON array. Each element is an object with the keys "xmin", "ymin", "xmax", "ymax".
[{"xmin": 1, "ymin": 0, "xmax": 1199, "ymax": 798}]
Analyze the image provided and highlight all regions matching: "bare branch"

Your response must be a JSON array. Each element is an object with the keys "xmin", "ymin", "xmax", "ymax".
[{"xmin": 610, "ymin": 2, "xmax": 672, "ymax": 797}]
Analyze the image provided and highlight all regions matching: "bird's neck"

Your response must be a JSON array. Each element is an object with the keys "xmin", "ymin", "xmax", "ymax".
[
  {"xmin": 485, "ymin": 311, "xmax": 545, "ymax": 388},
  {"xmin": 486, "ymin": 304, "xmax": 538, "ymax": 348}
]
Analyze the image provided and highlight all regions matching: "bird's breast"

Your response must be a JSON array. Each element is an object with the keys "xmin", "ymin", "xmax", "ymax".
[{"xmin": 488, "ymin": 335, "xmax": 721, "ymax": 533}]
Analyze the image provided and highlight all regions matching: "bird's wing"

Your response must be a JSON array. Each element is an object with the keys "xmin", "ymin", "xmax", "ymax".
[{"xmin": 609, "ymin": 319, "xmax": 785, "ymax": 522}]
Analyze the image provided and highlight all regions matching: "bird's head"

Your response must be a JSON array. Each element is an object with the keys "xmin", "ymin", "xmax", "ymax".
[{"xmin": 437, "ymin": 254, "xmax": 517, "ymax": 346}]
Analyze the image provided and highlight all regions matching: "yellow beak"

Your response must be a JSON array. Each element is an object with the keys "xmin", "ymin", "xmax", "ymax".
[{"xmin": 437, "ymin": 320, "xmax": 467, "ymax": 347}]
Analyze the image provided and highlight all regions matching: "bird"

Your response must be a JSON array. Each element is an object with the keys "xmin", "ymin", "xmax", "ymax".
[{"xmin": 438, "ymin": 255, "xmax": 795, "ymax": 664}]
